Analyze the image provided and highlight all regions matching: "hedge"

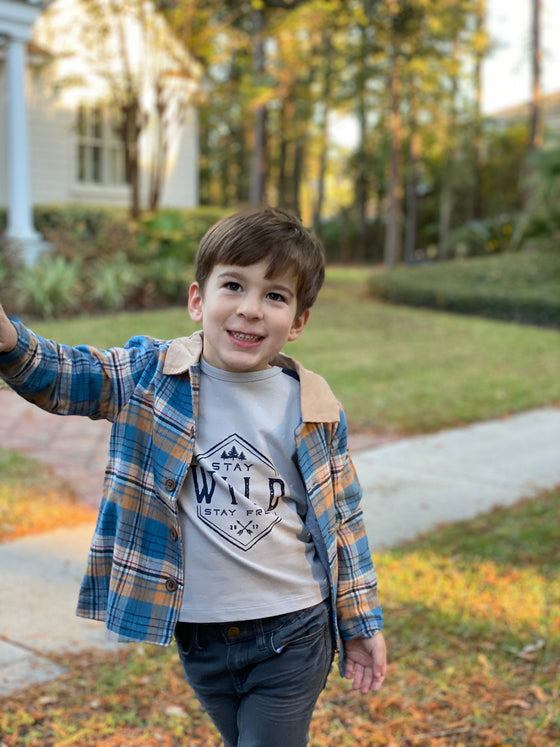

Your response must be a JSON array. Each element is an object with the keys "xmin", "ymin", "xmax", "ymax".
[{"xmin": 369, "ymin": 250, "xmax": 560, "ymax": 327}]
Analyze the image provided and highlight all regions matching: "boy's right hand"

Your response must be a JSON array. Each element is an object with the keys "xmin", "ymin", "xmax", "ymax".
[{"xmin": 0, "ymin": 304, "xmax": 18, "ymax": 354}]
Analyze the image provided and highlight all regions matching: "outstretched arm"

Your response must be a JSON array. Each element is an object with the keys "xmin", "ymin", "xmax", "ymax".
[
  {"xmin": 0, "ymin": 305, "xmax": 18, "ymax": 354},
  {"xmin": 343, "ymin": 633, "xmax": 387, "ymax": 694}
]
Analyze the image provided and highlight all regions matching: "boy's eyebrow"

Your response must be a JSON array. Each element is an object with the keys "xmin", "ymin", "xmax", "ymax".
[{"xmin": 216, "ymin": 270, "xmax": 296, "ymax": 297}]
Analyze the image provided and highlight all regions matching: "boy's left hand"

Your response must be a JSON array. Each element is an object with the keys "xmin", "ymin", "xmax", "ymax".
[{"xmin": 343, "ymin": 633, "xmax": 387, "ymax": 694}]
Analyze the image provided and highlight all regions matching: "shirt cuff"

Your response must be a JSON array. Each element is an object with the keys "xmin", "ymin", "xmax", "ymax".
[{"xmin": 0, "ymin": 319, "xmax": 32, "ymax": 365}]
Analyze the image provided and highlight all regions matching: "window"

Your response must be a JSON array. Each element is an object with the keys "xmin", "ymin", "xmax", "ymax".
[{"xmin": 77, "ymin": 106, "xmax": 127, "ymax": 185}]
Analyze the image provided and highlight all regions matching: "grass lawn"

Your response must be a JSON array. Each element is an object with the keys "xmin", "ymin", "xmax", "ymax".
[
  {"xmin": 21, "ymin": 266, "xmax": 560, "ymax": 435},
  {"xmin": 1, "ymin": 488, "xmax": 558, "ymax": 746}
]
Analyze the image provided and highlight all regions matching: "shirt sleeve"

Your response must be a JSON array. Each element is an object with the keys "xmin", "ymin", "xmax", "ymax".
[
  {"xmin": 0, "ymin": 319, "xmax": 162, "ymax": 422},
  {"xmin": 330, "ymin": 406, "xmax": 384, "ymax": 639}
]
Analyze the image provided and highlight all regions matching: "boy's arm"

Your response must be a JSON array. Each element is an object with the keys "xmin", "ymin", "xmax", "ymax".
[
  {"xmin": 329, "ymin": 407, "xmax": 386, "ymax": 690},
  {"xmin": 331, "ymin": 411, "xmax": 383, "ymax": 636},
  {"xmin": 0, "ymin": 306, "xmax": 160, "ymax": 421},
  {"xmin": 0, "ymin": 305, "xmax": 18, "ymax": 354}
]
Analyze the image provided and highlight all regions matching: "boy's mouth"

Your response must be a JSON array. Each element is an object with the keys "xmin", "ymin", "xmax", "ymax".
[{"xmin": 228, "ymin": 331, "xmax": 264, "ymax": 343}]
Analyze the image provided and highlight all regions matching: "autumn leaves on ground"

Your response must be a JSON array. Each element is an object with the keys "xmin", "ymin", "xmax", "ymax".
[{"xmin": 0, "ymin": 451, "xmax": 558, "ymax": 746}]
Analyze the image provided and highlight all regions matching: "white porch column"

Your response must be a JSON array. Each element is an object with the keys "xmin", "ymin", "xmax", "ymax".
[
  {"xmin": 0, "ymin": 0, "xmax": 46, "ymax": 265},
  {"xmin": 5, "ymin": 37, "xmax": 36, "ymax": 235}
]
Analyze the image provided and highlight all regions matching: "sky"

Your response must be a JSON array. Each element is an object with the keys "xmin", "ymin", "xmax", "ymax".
[
  {"xmin": 482, "ymin": 0, "xmax": 560, "ymax": 114},
  {"xmin": 330, "ymin": 0, "xmax": 559, "ymax": 146}
]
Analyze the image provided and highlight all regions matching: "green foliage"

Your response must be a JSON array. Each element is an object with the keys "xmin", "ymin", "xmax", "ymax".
[
  {"xmin": 86, "ymin": 253, "xmax": 143, "ymax": 311},
  {"xmin": 369, "ymin": 250, "xmax": 560, "ymax": 327},
  {"xmin": 144, "ymin": 256, "xmax": 193, "ymax": 305},
  {"xmin": 0, "ymin": 205, "xmax": 230, "ymax": 318},
  {"xmin": 136, "ymin": 207, "xmax": 231, "ymax": 263},
  {"xmin": 478, "ymin": 124, "xmax": 527, "ymax": 217},
  {"xmin": 13, "ymin": 256, "xmax": 83, "ymax": 319},
  {"xmin": 516, "ymin": 141, "xmax": 560, "ymax": 247},
  {"xmin": 445, "ymin": 213, "xmax": 516, "ymax": 258},
  {"xmin": 34, "ymin": 204, "xmax": 133, "ymax": 262},
  {"xmin": 317, "ymin": 215, "xmax": 383, "ymax": 263}
]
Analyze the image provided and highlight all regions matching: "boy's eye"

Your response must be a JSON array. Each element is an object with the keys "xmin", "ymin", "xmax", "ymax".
[
  {"xmin": 224, "ymin": 281, "xmax": 242, "ymax": 292},
  {"xmin": 267, "ymin": 292, "xmax": 286, "ymax": 303}
]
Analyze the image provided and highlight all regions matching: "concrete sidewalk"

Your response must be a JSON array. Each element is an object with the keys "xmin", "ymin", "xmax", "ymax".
[
  {"xmin": 353, "ymin": 407, "xmax": 560, "ymax": 550},
  {"xmin": 1, "ymin": 389, "xmax": 559, "ymax": 695}
]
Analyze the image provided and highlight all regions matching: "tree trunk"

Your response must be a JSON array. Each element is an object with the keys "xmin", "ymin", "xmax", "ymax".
[
  {"xmin": 249, "ymin": 7, "xmax": 267, "ymax": 205},
  {"xmin": 469, "ymin": 0, "xmax": 486, "ymax": 220},
  {"xmin": 438, "ymin": 41, "xmax": 459, "ymax": 257},
  {"xmin": 120, "ymin": 101, "xmax": 142, "ymax": 220},
  {"xmin": 528, "ymin": 0, "xmax": 542, "ymax": 152},
  {"xmin": 148, "ymin": 83, "xmax": 169, "ymax": 212},
  {"xmin": 405, "ymin": 93, "xmax": 420, "ymax": 262},
  {"xmin": 292, "ymin": 140, "xmax": 304, "ymax": 217},
  {"xmin": 384, "ymin": 44, "xmax": 403, "ymax": 268},
  {"xmin": 355, "ymin": 24, "xmax": 368, "ymax": 262},
  {"xmin": 111, "ymin": 4, "xmax": 143, "ymax": 219},
  {"xmin": 278, "ymin": 93, "xmax": 296, "ymax": 210},
  {"xmin": 313, "ymin": 32, "xmax": 333, "ymax": 230}
]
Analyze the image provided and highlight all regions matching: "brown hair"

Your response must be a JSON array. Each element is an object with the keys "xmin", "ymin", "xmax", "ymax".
[{"xmin": 195, "ymin": 207, "xmax": 326, "ymax": 316}]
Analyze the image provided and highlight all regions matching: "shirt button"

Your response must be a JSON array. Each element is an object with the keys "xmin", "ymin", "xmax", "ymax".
[
  {"xmin": 164, "ymin": 478, "xmax": 176, "ymax": 492},
  {"xmin": 169, "ymin": 527, "xmax": 178, "ymax": 542},
  {"xmin": 227, "ymin": 626, "xmax": 241, "ymax": 638},
  {"xmin": 165, "ymin": 578, "xmax": 179, "ymax": 592}
]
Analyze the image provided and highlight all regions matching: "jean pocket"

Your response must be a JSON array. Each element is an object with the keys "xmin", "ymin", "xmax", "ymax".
[
  {"xmin": 270, "ymin": 601, "xmax": 330, "ymax": 655},
  {"xmin": 175, "ymin": 622, "xmax": 198, "ymax": 657}
]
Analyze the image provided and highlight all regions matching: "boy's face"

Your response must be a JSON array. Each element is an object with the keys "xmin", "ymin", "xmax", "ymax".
[{"xmin": 188, "ymin": 260, "xmax": 309, "ymax": 373}]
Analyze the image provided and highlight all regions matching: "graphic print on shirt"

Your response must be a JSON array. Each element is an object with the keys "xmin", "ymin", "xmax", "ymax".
[{"xmin": 191, "ymin": 433, "xmax": 285, "ymax": 551}]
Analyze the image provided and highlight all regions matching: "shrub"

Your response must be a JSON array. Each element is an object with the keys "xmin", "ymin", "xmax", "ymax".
[
  {"xmin": 444, "ymin": 214, "xmax": 516, "ymax": 258},
  {"xmin": 143, "ymin": 256, "xmax": 193, "ymax": 306},
  {"xmin": 369, "ymin": 249, "xmax": 560, "ymax": 327},
  {"xmin": 137, "ymin": 207, "xmax": 232, "ymax": 263},
  {"xmin": 2, "ymin": 205, "xmax": 231, "ymax": 317},
  {"xmin": 34, "ymin": 204, "xmax": 128, "ymax": 243},
  {"xmin": 35, "ymin": 205, "xmax": 136, "ymax": 264},
  {"xmin": 13, "ymin": 256, "xmax": 82, "ymax": 318},
  {"xmin": 86, "ymin": 253, "xmax": 142, "ymax": 311}
]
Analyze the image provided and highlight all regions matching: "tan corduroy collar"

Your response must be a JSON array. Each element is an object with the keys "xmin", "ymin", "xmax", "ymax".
[{"xmin": 163, "ymin": 331, "xmax": 340, "ymax": 424}]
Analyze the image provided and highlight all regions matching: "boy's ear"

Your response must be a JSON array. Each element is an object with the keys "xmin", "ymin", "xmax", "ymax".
[
  {"xmin": 287, "ymin": 309, "xmax": 310, "ymax": 342},
  {"xmin": 188, "ymin": 282, "xmax": 204, "ymax": 323}
]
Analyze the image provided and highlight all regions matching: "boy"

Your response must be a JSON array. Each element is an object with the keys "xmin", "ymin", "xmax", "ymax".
[{"xmin": 0, "ymin": 207, "xmax": 386, "ymax": 746}]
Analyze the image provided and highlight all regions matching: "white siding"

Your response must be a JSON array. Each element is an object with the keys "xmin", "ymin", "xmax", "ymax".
[
  {"xmin": 1, "ymin": 51, "xmax": 199, "ymax": 213},
  {"xmin": 27, "ymin": 71, "xmax": 77, "ymax": 204},
  {"xmin": 0, "ymin": 63, "xmax": 6, "ymax": 207},
  {"xmin": 160, "ymin": 104, "xmax": 199, "ymax": 209}
]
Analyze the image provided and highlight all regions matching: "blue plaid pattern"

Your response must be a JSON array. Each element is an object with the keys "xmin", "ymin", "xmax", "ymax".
[{"xmin": 1, "ymin": 322, "xmax": 382, "ymax": 660}]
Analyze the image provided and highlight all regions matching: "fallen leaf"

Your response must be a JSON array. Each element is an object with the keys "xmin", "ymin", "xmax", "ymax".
[
  {"xmin": 502, "ymin": 698, "xmax": 532, "ymax": 710},
  {"xmin": 529, "ymin": 684, "xmax": 547, "ymax": 702}
]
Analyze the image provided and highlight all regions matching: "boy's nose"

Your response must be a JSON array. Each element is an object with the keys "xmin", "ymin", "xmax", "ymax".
[{"xmin": 236, "ymin": 293, "xmax": 263, "ymax": 319}]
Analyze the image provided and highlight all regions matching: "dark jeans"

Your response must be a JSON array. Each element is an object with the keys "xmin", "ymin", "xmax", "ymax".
[{"xmin": 175, "ymin": 600, "xmax": 333, "ymax": 747}]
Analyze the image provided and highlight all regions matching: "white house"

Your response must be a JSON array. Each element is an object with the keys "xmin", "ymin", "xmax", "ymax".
[
  {"xmin": 487, "ymin": 91, "xmax": 560, "ymax": 133},
  {"xmin": 0, "ymin": 0, "xmax": 201, "ymax": 261}
]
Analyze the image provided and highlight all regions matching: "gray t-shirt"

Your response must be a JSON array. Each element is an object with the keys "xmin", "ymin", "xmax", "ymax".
[{"xmin": 178, "ymin": 358, "xmax": 328, "ymax": 622}]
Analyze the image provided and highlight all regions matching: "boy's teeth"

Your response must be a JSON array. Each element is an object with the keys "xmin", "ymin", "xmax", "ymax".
[{"xmin": 232, "ymin": 332, "xmax": 260, "ymax": 341}]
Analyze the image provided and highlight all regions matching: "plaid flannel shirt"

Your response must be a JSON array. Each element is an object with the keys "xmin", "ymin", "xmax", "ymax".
[{"xmin": 1, "ymin": 322, "xmax": 383, "ymax": 665}]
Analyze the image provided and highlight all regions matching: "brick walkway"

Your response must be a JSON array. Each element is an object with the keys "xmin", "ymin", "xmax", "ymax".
[{"xmin": 0, "ymin": 389, "xmax": 112, "ymax": 508}]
